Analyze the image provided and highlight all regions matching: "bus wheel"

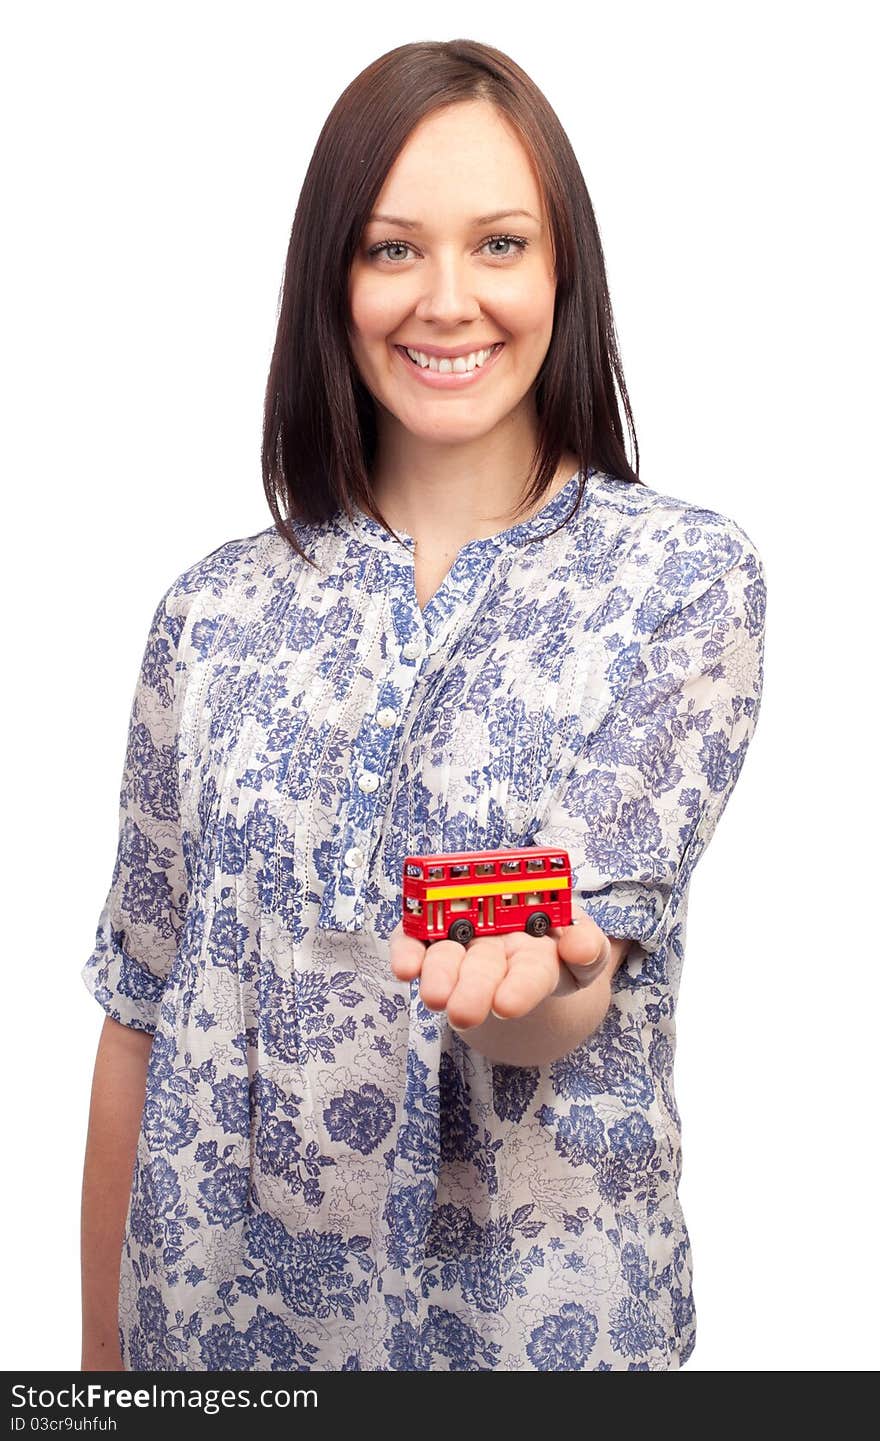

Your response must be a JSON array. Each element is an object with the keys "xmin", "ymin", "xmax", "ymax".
[
  {"xmin": 525, "ymin": 912, "xmax": 551, "ymax": 938},
  {"xmin": 448, "ymin": 919, "xmax": 475, "ymax": 945}
]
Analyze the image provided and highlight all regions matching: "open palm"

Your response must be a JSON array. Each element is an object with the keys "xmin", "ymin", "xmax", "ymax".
[{"xmin": 388, "ymin": 900, "xmax": 612, "ymax": 1031}]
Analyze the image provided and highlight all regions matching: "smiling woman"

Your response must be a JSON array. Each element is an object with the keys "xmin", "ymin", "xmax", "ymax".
[
  {"xmin": 348, "ymin": 106, "xmax": 556, "ymax": 442},
  {"xmin": 260, "ymin": 40, "xmax": 642, "ymax": 557},
  {"xmin": 80, "ymin": 37, "xmax": 766, "ymax": 1377}
]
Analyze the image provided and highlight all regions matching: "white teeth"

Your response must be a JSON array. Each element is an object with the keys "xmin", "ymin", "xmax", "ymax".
[{"xmin": 404, "ymin": 344, "xmax": 499, "ymax": 372}]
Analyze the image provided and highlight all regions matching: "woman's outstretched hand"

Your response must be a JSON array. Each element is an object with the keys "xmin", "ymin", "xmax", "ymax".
[{"xmin": 388, "ymin": 902, "xmax": 613, "ymax": 1031}]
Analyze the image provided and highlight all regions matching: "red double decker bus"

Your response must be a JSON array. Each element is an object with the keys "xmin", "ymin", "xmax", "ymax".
[{"xmin": 401, "ymin": 846, "xmax": 573, "ymax": 945}]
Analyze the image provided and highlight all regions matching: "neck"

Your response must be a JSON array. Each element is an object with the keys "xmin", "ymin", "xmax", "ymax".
[{"xmin": 369, "ymin": 416, "xmax": 578, "ymax": 551}]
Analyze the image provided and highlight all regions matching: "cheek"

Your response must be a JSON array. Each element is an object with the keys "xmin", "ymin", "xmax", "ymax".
[
  {"xmin": 349, "ymin": 273, "xmax": 409, "ymax": 343},
  {"xmin": 518, "ymin": 282, "xmax": 556, "ymax": 340},
  {"xmin": 491, "ymin": 276, "xmax": 556, "ymax": 346}
]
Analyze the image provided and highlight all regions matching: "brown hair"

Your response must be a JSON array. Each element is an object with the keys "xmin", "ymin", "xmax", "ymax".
[{"xmin": 262, "ymin": 38, "xmax": 641, "ymax": 566}]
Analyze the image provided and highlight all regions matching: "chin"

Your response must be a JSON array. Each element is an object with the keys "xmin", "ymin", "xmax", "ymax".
[{"xmin": 394, "ymin": 411, "xmax": 505, "ymax": 443}]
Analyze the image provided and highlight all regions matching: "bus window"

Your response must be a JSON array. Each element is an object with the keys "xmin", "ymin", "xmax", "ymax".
[
  {"xmin": 501, "ymin": 893, "xmax": 515, "ymax": 907},
  {"xmin": 427, "ymin": 866, "xmax": 444, "ymax": 880},
  {"xmin": 525, "ymin": 892, "xmax": 541, "ymax": 906},
  {"xmin": 405, "ymin": 863, "xmax": 423, "ymax": 878},
  {"xmin": 450, "ymin": 898, "xmax": 470, "ymax": 913},
  {"xmin": 548, "ymin": 856, "xmax": 565, "ymax": 869},
  {"xmin": 405, "ymin": 897, "xmax": 422, "ymax": 914},
  {"xmin": 475, "ymin": 862, "xmax": 495, "ymax": 876},
  {"xmin": 526, "ymin": 857, "xmax": 545, "ymax": 872},
  {"xmin": 501, "ymin": 860, "xmax": 521, "ymax": 874},
  {"xmin": 450, "ymin": 864, "xmax": 470, "ymax": 878}
]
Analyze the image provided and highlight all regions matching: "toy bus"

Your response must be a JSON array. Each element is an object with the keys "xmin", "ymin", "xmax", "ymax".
[{"xmin": 401, "ymin": 847, "xmax": 573, "ymax": 945}]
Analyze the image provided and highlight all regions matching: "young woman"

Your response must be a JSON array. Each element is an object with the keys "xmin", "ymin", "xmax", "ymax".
[{"xmin": 80, "ymin": 38, "xmax": 766, "ymax": 1372}]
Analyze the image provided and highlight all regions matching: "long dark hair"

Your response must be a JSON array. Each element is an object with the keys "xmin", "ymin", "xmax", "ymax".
[{"xmin": 262, "ymin": 38, "xmax": 641, "ymax": 566}]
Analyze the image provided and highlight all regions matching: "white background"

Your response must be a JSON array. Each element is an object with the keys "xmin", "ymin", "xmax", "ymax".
[{"xmin": 2, "ymin": 0, "xmax": 876, "ymax": 1372}]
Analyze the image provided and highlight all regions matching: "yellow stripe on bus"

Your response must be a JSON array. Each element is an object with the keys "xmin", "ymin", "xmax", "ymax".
[{"xmin": 424, "ymin": 875, "xmax": 569, "ymax": 901}]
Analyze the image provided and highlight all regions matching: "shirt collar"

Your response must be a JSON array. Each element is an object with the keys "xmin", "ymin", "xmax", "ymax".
[{"xmin": 336, "ymin": 467, "xmax": 595, "ymax": 556}]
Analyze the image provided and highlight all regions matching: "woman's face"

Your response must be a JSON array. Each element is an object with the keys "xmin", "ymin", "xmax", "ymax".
[{"xmin": 348, "ymin": 100, "xmax": 556, "ymax": 449}]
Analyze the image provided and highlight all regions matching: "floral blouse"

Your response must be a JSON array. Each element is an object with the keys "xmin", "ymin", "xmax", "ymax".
[{"xmin": 81, "ymin": 466, "xmax": 766, "ymax": 1371}]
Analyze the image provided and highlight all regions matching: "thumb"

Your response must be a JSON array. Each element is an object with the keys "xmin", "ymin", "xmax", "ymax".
[{"xmin": 554, "ymin": 905, "xmax": 612, "ymax": 988}]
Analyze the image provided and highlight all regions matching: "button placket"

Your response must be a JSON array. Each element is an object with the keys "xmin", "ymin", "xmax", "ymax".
[
  {"xmin": 317, "ymin": 472, "xmax": 592, "ymax": 932},
  {"xmin": 319, "ymin": 576, "xmax": 426, "ymax": 931}
]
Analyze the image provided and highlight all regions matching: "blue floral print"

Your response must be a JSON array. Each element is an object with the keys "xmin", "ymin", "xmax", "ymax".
[{"xmin": 82, "ymin": 466, "xmax": 766, "ymax": 1370}]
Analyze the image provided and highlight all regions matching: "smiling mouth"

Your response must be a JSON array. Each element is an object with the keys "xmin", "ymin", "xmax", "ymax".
[{"xmin": 396, "ymin": 342, "xmax": 504, "ymax": 374}]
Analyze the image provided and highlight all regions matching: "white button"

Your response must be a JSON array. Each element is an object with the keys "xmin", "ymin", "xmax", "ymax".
[
  {"xmin": 376, "ymin": 706, "xmax": 396, "ymax": 728},
  {"xmin": 402, "ymin": 640, "xmax": 423, "ymax": 661},
  {"xmin": 357, "ymin": 771, "xmax": 380, "ymax": 794},
  {"xmin": 344, "ymin": 846, "xmax": 364, "ymax": 869}
]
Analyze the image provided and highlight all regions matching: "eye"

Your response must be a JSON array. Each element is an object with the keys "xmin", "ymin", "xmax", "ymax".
[
  {"xmin": 366, "ymin": 234, "xmax": 530, "ymax": 265},
  {"xmin": 480, "ymin": 235, "xmax": 529, "ymax": 259},
  {"xmin": 366, "ymin": 239, "xmax": 415, "ymax": 263}
]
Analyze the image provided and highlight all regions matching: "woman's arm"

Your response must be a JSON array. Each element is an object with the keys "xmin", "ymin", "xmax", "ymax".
[
  {"xmin": 80, "ymin": 1016, "xmax": 153, "ymax": 1371},
  {"xmin": 451, "ymin": 935, "xmax": 631, "ymax": 1066}
]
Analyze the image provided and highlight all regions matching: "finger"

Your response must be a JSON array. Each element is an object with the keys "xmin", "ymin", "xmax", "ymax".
[
  {"xmin": 418, "ymin": 937, "xmax": 467, "ymax": 1011},
  {"xmin": 555, "ymin": 911, "xmax": 612, "ymax": 985},
  {"xmin": 550, "ymin": 901, "xmax": 606, "ymax": 958},
  {"xmin": 389, "ymin": 921, "xmax": 428, "ymax": 981},
  {"xmin": 446, "ymin": 937, "xmax": 508, "ymax": 1030},
  {"xmin": 488, "ymin": 934, "xmax": 561, "ymax": 1019}
]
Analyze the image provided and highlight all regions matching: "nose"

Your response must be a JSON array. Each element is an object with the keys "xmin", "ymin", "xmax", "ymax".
[{"xmin": 412, "ymin": 250, "xmax": 482, "ymax": 326}]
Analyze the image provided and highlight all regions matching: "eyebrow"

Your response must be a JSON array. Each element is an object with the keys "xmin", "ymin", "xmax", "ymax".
[{"xmin": 366, "ymin": 209, "xmax": 539, "ymax": 230}]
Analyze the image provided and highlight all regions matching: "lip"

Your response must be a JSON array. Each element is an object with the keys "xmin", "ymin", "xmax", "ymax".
[
  {"xmin": 393, "ymin": 342, "xmax": 504, "ymax": 388},
  {"xmin": 398, "ymin": 341, "xmax": 503, "ymax": 359}
]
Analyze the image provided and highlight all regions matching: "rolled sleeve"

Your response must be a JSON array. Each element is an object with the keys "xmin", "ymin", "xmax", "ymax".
[
  {"xmin": 531, "ymin": 517, "xmax": 767, "ymax": 967},
  {"xmin": 82, "ymin": 585, "xmax": 189, "ymax": 1035}
]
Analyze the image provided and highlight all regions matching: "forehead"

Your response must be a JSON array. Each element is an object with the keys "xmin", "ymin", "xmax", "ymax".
[{"xmin": 373, "ymin": 101, "xmax": 543, "ymax": 217}]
